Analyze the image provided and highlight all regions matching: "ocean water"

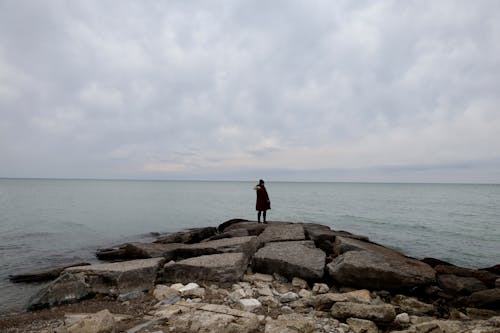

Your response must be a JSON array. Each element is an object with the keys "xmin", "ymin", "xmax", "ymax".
[{"xmin": 0, "ymin": 179, "xmax": 499, "ymax": 314}]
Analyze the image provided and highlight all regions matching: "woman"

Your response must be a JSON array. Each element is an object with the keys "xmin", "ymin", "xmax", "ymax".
[{"xmin": 254, "ymin": 179, "xmax": 271, "ymax": 223}]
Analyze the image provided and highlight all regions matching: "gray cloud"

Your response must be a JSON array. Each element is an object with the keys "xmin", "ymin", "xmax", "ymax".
[{"xmin": 1, "ymin": 1, "xmax": 499, "ymax": 182}]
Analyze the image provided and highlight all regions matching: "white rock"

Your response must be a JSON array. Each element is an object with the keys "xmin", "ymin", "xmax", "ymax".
[
  {"xmin": 298, "ymin": 289, "xmax": 312, "ymax": 299},
  {"xmin": 257, "ymin": 286, "xmax": 274, "ymax": 297},
  {"xmin": 395, "ymin": 313, "xmax": 411, "ymax": 326},
  {"xmin": 170, "ymin": 283, "xmax": 184, "ymax": 291},
  {"xmin": 238, "ymin": 298, "xmax": 262, "ymax": 312},
  {"xmin": 312, "ymin": 283, "xmax": 330, "ymax": 294},
  {"xmin": 279, "ymin": 292, "xmax": 300, "ymax": 303},
  {"xmin": 178, "ymin": 282, "xmax": 199, "ymax": 294},
  {"xmin": 229, "ymin": 288, "xmax": 247, "ymax": 302},
  {"xmin": 153, "ymin": 285, "xmax": 180, "ymax": 301}
]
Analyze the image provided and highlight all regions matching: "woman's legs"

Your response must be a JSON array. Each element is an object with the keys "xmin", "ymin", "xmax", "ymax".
[
  {"xmin": 258, "ymin": 210, "xmax": 267, "ymax": 223},
  {"xmin": 263, "ymin": 210, "xmax": 267, "ymax": 223},
  {"xmin": 257, "ymin": 210, "xmax": 262, "ymax": 223}
]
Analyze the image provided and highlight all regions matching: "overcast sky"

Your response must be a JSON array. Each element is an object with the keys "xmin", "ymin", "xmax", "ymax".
[{"xmin": 1, "ymin": 1, "xmax": 499, "ymax": 182}]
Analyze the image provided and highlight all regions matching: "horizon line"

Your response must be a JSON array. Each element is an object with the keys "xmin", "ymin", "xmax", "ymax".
[{"xmin": 0, "ymin": 176, "xmax": 499, "ymax": 186}]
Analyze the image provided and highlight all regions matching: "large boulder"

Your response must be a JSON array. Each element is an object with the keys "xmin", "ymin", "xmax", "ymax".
[
  {"xmin": 333, "ymin": 236, "xmax": 399, "ymax": 257},
  {"xmin": 173, "ymin": 236, "xmax": 260, "ymax": 261},
  {"xmin": 327, "ymin": 250, "xmax": 436, "ymax": 290},
  {"xmin": 457, "ymin": 288, "xmax": 500, "ymax": 309},
  {"xmin": 217, "ymin": 218, "xmax": 251, "ymax": 232},
  {"xmin": 27, "ymin": 272, "xmax": 89, "ymax": 310},
  {"xmin": 257, "ymin": 223, "xmax": 305, "ymax": 243},
  {"xmin": 162, "ymin": 252, "xmax": 249, "ymax": 284},
  {"xmin": 154, "ymin": 227, "xmax": 217, "ymax": 244},
  {"xmin": 96, "ymin": 242, "xmax": 184, "ymax": 261},
  {"xmin": 252, "ymin": 241, "xmax": 326, "ymax": 280},
  {"xmin": 437, "ymin": 274, "xmax": 488, "ymax": 295},
  {"xmin": 9, "ymin": 262, "xmax": 90, "ymax": 283},
  {"xmin": 221, "ymin": 222, "xmax": 266, "ymax": 236},
  {"xmin": 65, "ymin": 258, "xmax": 164, "ymax": 296},
  {"xmin": 435, "ymin": 265, "xmax": 499, "ymax": 287}
]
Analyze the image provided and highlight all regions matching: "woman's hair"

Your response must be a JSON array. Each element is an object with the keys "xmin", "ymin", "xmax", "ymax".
[{"xmin": 259, "ymin": 179, "xmax": 265, "ymax": 185}]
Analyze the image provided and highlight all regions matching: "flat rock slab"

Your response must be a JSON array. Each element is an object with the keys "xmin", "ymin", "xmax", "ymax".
[
  {"xmin": 154, "ymin": 227, "xmax": 217, "ymax": 244},
  {"xmin": 65, "ymin": 258, "xmax": 164, "ymax": 295},
  {"xmin": 9, "ymin": 262, "xmax": 90, "ymax": 283},
  {"xmin": 162, "ymin": 252, "xmax": 249, "ymax": 284},
  {"xmin": 97, "ymin": 242, "xmax": 185, "ymax": 261},
  {"xmin": 334, "ymin": 236, "xmax": 401, "ymax": 257},
  {"xmin": 252, "ymin": 241, "xmax": 326, "ymax": 280},
  {"xmin": 328, "ymin": 250, "xmax": 435, "ymax": 290},
  {"xmin": 155, "ymin": 302, "xmax": 261, "ymax": 333},
  {"xmin": 174, "ymin": 236, "xmax": 259, "ymax": 261},
  {"xmin": 331, "ymin": 301, "xmax": 397, "ymax": 323},
  {"xmin": 257, "ymin": 223, "xmax": 305, "ymax": 243}
]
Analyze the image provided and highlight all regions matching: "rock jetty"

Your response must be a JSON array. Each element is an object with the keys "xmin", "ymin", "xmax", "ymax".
[{"xmin": 7, "ymin": 220, "xmax": 500, "ymax": 332}]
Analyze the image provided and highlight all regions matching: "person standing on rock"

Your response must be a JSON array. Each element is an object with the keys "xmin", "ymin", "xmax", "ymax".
[{"xmin": 254, "ymin": 179, "xmax": 271, "ymax": 223}]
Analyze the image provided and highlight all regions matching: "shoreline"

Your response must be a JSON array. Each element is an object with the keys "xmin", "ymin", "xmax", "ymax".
[{"xmin": 1, "ymin": 220, "xmax": 499, "ymax": 332}]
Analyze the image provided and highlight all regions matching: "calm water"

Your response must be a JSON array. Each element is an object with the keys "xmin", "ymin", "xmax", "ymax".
[{"xmin": 1, "ymin": 179, "xmax": 499, "ymax": 314}]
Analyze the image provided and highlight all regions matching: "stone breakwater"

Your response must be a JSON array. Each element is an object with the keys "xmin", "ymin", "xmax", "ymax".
[{"xmin": 8, "ymin": 220, "xmax": 500, "ymax": 332}]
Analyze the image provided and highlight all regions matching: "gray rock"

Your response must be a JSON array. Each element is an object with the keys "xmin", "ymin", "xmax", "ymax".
[
  {"xmin": 173, "ymin": 236, "xmax": 260, "ymax": 261},
  {"xmin": 221, "ymin": 221, "xmax": 266, "ymax": 236},
  {"xmin": 291, "ymin": 277, "xmax": 308, "ymax": 289},
  {"xmin": 237, "ymin": 298, "xmax": 262, "ymax": 312},
  {"xmin": 331, "ymin": 302, "xmax": 396, "ymax": 323},
  {"xmin": 162, "ymin": 252, "xmax": 249, "ymax": 284},
  {"xmin": 217, "ymin": 218, "xmax": 251, "ymax": 232},
  {"xmin": 435, "ymin": 264, "xmax": 499, "ymax": 287},
  {"xmin": 334, "ymin": 236, "xmax": 401, "ymax": 257},
  {"xmin": 9, "ymin": 262, "xmax": 90, "ymax": 283},
  {"xmin": 65, "ymin": 258, "xmax": 164, "ymax": 296},
  {"xmin": 327, "ymin": 250, "xmax": 436, "ymax": 290},
  {"xmin": 97, "ymin": 242, "xmax": 184, "ymax": 261},
  {"xmin": 346, "ymin": 318, "xmax": 379, "ymax": 333},
  {"xmin": 279, "ymin": 292, "xmax": 299, "ymax": 303},
  {"xmin": 302, "ymin": 223, "xmax": 336, "ymax": 242},
  {"xmin": 437, "ymin": 274, "xmax": 488, "ymax": 295},
  {"xmin": 312, "ymin": 283, "xmax": 330, "ymax": 294},
  {"xmin": 153, "ymin": 285, "xmax": 180, "ymax": 301},
  {"xmin": 257, "ymin": 223, "xmax": 305, "ymax": 243},
  {"xmin": 264, "ymin": 313, "xmax": 316, "ymax": 333},
  {"xmin": 252, "ymin": 241, "xmax": 326, "ymax": 280},
  {"xmin": 154, "ymin": 227, "xmax": 217, "ymax": 244},
  {"xmin": 310, "ymin": 290, "xmax": 372, "ymax": 310},
  {"xmin": 391, "ymin": 295, "xmax": 435, "ymax": 315},
  {"xmin": 27, "ymin": 272, "xmax": 89, "ymax": 310},
  {"xmin": 458, "ymin": 288, "xmax": 500, "ymax": 309},
  {"xmin": 157, "ymin": 302, "xmax": 261, "ymax": 333},
  {"xmin": 496, "ymin": 278, "xmax": 500, "ymax": 288},
  {"xmin": 66, "ymin": 309, "xmax": 116, "ymax": 333},
  {"xmin": 394, "ymin": 313, "xmax": 411, "ymax": 327}
]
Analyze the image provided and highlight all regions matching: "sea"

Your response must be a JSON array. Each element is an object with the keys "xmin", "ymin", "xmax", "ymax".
[{"xmin": 0, "ymin": 179, "xmax": 499, "ymax": 314}]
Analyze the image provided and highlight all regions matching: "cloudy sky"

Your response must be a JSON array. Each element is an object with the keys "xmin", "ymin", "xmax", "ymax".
[{"xmin": 1, "ymin": 1, "xmax": 499, "ymax": 182}]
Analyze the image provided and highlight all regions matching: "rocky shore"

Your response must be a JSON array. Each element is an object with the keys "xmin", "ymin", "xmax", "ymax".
[{"xmin": 2, "ymin": 219, "xmax": 499, "ymax": 333}]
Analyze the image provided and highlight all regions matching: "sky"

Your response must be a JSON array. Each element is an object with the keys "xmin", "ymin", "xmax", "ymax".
[{"xmin": 1, "ymin": 1, "xmax": 499, "ymax": 183}]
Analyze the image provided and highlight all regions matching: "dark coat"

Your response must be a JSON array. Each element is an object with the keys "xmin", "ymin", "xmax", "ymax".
[{"xmin": 255, "ymin": 185, "xmax": 271, "ymax": 211}]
